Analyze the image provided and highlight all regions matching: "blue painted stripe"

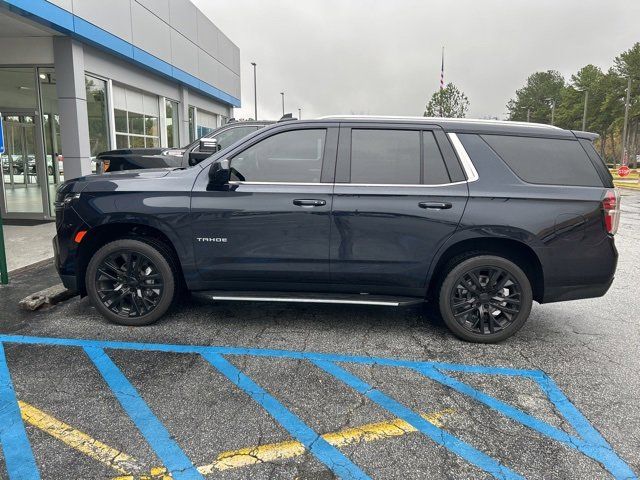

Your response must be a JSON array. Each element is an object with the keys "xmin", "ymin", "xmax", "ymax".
[
  {"xmin": 0, "ymin": 0, "xmax": 73, "ymax": 32},
  {"xmin": 0, "ymin": 334, "xmax": 540, "ymax": 375},
  {"xmin": 133, "ymin": 47, "xmax": 173, "ymax": 77},
  {"xmin": 201, "ymin": 352, "xmax": 370, "ymax": 480},
  {"xmin": 415, "ymin": 366, "xmax": 637, "ymax": 480},
  {"xmin": 312, "ymin": 359, "xmax": 523, "ymax": 480},
  {"xmin": 0, "ymin": 0, "xmax": 240, "ymax": 107},
  {"xmin": 73, "ymin": 16, "xmax": 133, "ymax": 58},
  {"xmin": 0, "ymin": 343, "xmax": 40, "ymax": 480},
  {"xmin": 83, "ymin": 347, "xmax": 202, "ymax": 480},
  {"xmin": 536, "ymin": 373, "xmax": 610, "ymax": 448}
]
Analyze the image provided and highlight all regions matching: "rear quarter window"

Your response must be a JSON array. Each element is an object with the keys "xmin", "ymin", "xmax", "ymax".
[{"xmin": 481, "ymin": 135, "xmax": 603, "ymax": 187}]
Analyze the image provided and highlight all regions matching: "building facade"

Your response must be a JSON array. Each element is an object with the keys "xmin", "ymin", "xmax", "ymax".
[{"xmin": 0, "ymin": 0, "xmax": 241, "ymax": 220}]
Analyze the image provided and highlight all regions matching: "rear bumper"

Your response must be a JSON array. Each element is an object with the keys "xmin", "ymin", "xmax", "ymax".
[
  {"xmin": 540, "ymin": 236, "xmax": 618, "ymax": 303},
  {"xmin": 542, "ymin": 276, "xmax": 614, "ymax": 303}
]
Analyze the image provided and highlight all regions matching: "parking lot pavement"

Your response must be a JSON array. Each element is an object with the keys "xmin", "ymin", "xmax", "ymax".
[{"xmin": 0, "ymin": 190, "xmax": 638, "ymax": 479}]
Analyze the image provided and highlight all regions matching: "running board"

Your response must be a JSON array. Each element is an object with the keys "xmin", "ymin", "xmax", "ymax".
[{"xmin": 199, "ymin": 291, "xmax": 424, "ymax": 307}]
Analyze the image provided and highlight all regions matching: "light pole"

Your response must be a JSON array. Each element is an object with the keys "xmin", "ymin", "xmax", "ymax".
[
  {"xmin": 251, "ymin": 62, "xmax": 257, "ymax": 120},
  {"xmin": 581, "ymin": 90, "xmax": 589, "ymax": 132},
  {"xmin": 526, "ymin": 108, "xmax": 530, "ymax": 122},
  {"xmin": 545, "ymin": 98, "xmax": 556, "ymax": 125},
  {"xmin": 298, "ymin": 108, "xmax": 301, "ymax": 119},
  {"xmin": 280, "ymin": 92, "xmax": 285, "ymax": 116},
  {"xmin": 621, "ymin": 76, "xmax": 632, "ymax": 166}
]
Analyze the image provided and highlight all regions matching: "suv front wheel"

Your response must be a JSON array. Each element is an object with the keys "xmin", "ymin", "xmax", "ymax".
[
  {"xmin": 86, "ymin": 238, "xmax": 176, "ymax": 326},
  {"xmin": 438, "ymin": 255, "xmax": 533, "ymax": 343}
]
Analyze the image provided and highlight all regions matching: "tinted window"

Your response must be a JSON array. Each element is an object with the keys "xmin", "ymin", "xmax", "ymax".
[
  {"xmin": 230, "ymin": 129, "xmax": 326, "ymax": 182},
  {"xmin": 423, "ymin": 131, "xmax": 451, "ymax": 184},
  {"xmin": 213, "ymin": 126, "xmax": 259, "ymax": 151},
  {"xmin": 351, "ymin": 129, "xmax": 420, "ymax": 184},
  {"xmin": 482, "ymin": 135, "xmax": 603, "ymax": 187}
]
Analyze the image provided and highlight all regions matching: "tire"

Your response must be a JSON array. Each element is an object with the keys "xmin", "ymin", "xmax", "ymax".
[
  {"xmin": 438, "ymin": 255, "xmax": 533, "ymax": 343},
  {"xmin": 86, "ymin": 238, "xmax": 176, "ymax": 326}
]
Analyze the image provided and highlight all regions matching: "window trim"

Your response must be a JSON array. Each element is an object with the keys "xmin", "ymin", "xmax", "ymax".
[{"xmin": 447, "ymin": 133, "xmax": 479, "ymax": 182}]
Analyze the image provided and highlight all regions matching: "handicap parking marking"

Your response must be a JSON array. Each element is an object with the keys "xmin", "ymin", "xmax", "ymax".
[
  {"xmin": 0, "ymin": 343, "xmax": 40, "ymax": 480},
  {"xmin": 18, "ymin": 400, "xmax": 144, "ymax": 476},
  {"xmin": 13, "ymin": 391, "xmax": 455, "ymax": 479},
  {"xmin": 0, "ymin": 334, "xmax": 636, "ymax": 480}
]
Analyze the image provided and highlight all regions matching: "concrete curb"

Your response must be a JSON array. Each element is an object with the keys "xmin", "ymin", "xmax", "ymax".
[
  {"xmin": 8, "ymin": 257, "xmax": 54, "ymax": 276},
  {"xmin": 18, "ymin": 283, "xmax": 77, "ymax": 311}
]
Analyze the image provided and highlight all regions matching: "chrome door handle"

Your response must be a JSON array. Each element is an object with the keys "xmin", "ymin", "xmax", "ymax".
[
  {"xmin": 293, "ymin": 199, "xmax": 326, "ymax": 207},
  {"xmin": 419, "ymin": 201, "xmax": 452, "ymax": 210}
]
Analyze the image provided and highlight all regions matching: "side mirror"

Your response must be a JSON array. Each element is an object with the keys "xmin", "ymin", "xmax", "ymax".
[
  {"xmin": 200, "ymin": 138, "xmax": 219, "ymax": 153},
  {"xmin": 208, "ymin": 158, "xmax": 231, "ymax": 186}
]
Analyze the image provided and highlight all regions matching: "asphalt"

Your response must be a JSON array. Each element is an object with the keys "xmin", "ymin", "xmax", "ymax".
[{"xmin": 0, "ymin": 190, "xmax": 638, "ymax": 479}]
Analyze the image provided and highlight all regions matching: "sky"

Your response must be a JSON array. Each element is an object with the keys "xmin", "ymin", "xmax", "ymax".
[{"xmin": 192, "ymin": 0, "xmax": 640, "ymax": 121}]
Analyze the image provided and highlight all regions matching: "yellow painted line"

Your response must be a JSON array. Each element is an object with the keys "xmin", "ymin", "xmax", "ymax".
[
  {"xmin": 18, "ymin": 400, "xmax": 145, "ymax": 476},
  {"xmin": 18, "ymin": 398, "xmax": 453, "ymax": 479},
  {"xmin": 203, "ymin": 407, "xmax": 454, "ymax": 473},
  {"xmin": 112, "ymin": 407, "xmax": 455, "ymax": 479}
]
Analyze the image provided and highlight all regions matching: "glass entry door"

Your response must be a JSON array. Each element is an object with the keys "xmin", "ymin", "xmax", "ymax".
[{"xmin": 0, "ymin": 111, "xmax": 48, "ymax": 218}]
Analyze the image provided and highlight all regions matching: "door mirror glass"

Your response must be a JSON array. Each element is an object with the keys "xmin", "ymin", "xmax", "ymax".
[
  {"xmin": 200, "ymin": 137, "xmax": 219, "ymax": 153},
  {"xmin": 209, "ymin": 158, "xmax": 231, "ymax": 185}
]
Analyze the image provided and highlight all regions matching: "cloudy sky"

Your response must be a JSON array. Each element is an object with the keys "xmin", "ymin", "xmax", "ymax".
[{"xmin": 193, "ymin": 0, "xmax": 639, "ymax": 121}]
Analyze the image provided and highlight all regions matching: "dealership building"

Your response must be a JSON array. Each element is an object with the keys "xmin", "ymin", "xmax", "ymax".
[{"xmin": 0, "ymin": 0, "xmax": 241, "ymax": 220}]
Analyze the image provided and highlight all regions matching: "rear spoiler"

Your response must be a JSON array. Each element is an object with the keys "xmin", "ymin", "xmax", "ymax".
[{"xmin": 571, "ymin": 130, "xmax": 599, "ymax": 141}]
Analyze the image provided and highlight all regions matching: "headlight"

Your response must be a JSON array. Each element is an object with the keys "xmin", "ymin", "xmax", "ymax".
[{"xmin": 54, "ymin": 192, "xmax": 81, "ymax": 209}]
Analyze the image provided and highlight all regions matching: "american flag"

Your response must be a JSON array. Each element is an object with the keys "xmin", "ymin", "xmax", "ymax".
[{"xmin": 440, "ymin": 47, "xmax": 445, "ymax": 90}]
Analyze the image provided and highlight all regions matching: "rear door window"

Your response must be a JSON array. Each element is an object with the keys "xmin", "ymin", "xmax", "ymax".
[
  {"xmin": 423, "ymin": 131, "xmax": 451, "ymax": 185},
  {"xmin": 350, "ymin": 129, "xmax": 420, "ymax": 184},
  {"xmin": 482, "ymin": 135, "xmax": 603, "ymax": 187}
]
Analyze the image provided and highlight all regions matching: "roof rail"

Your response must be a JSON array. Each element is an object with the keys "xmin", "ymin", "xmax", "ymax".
[{"xmin": 317, "ymin": 115, "xmax": 562, "ymax": 130}]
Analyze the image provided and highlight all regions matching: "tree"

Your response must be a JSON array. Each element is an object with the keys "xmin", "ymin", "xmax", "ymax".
[
  {"xmin": 424, "ymin": 83, "xmax": 470, "ymax": 118},
  {"xmin": 614, "ymin": 43, "xmax": 640, "ymax": 166},
  {"xmin": 507, "ymin": 70, "xmax": 565, "ymax": 123}
]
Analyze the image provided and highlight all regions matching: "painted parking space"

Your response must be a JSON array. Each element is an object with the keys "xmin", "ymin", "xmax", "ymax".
[{"xmin": 0, "ymin": 334, "xmax": 636, "ymax": 480}]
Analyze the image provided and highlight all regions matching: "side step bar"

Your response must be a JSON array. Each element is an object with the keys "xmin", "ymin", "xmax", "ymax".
[{"xmin": 200, "ymin": 291, "xmax": 424, "ymax": 307}]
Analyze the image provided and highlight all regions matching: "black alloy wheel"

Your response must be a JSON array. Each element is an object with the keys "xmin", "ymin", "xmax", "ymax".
[
  {"xmin": 438, "ymin": 255, "xmax": 533, "ymax": 343},
  {"xmin": 450, "ymin": 266, "xmax": 521, "ymax": 335},
  {"xmin": 86, "ymin": 238, "xmax": 176, "ymax": 326},
  {"xmin": 95, "ymin": 251, "xmax": 164, "ymax": 317}
]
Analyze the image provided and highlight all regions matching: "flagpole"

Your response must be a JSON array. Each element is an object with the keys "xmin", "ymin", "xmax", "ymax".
[
  {"xmin": 440, "ymin": 46, "xmax": 444, "ymax": 90},
  {"xmin": 440, "ymin": 46, "xmax": 444, "ymax": 117}
]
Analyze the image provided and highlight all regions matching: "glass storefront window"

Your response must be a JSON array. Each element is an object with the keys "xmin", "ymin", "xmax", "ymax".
[
  {"xmin": 85, "ymin": 75, "xmax": 110, "ymax": 158},
  {"xmin": 196, "ymin": 109, "xmax": 218, "ymax": 138},
  {"xmin": 112, "ymin": 84, "xmax": 160, "ymax": 149},
  {"xmin": 39, "ymin": 67, "xmax": 63, "ymax": 213},
  {"xmin": 165, "ymin": 99, "xmax": 179, "ymax": 148}
]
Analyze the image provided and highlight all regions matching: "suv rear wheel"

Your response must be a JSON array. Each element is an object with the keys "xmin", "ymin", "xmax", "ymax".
[
  {"xmin": 86, "ymin": 238, "xmax": 176, "ymax": 326},
  {"xmin": 438, "ymin": 255, "xmax": 533, "ymax": 343}
]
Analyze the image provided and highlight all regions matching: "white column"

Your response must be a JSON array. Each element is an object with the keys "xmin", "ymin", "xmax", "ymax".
[
  {"xmin": 53, "ymin": 37, "xmax": 92, "ymax": 179},
  {"xmin": 179, "ymin": 85, "xmax": 190, "ymax": 144}
]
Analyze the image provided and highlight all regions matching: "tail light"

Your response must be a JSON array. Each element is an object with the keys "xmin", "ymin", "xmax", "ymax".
[
  {"xmin": 602, "ymin": 189, "xmax": 620, "ymax": 235},
  {"xmin": 102, "ymin": 160, "xmax": 110, "ymax": 172}
]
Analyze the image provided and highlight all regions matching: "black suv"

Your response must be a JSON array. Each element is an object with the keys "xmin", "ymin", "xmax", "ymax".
[
  {"xmin": 96, "ymin": 120, "xmax": 272, "ymax": 171},
  {"xmin": 53, "ymin": 117, "xmax": 619, "ymax": 342}
]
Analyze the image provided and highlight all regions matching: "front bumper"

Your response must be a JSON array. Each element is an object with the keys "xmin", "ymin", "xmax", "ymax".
[{"xmin": 53, "ymin": 235, "xmax": 78, "ymax": 292}]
